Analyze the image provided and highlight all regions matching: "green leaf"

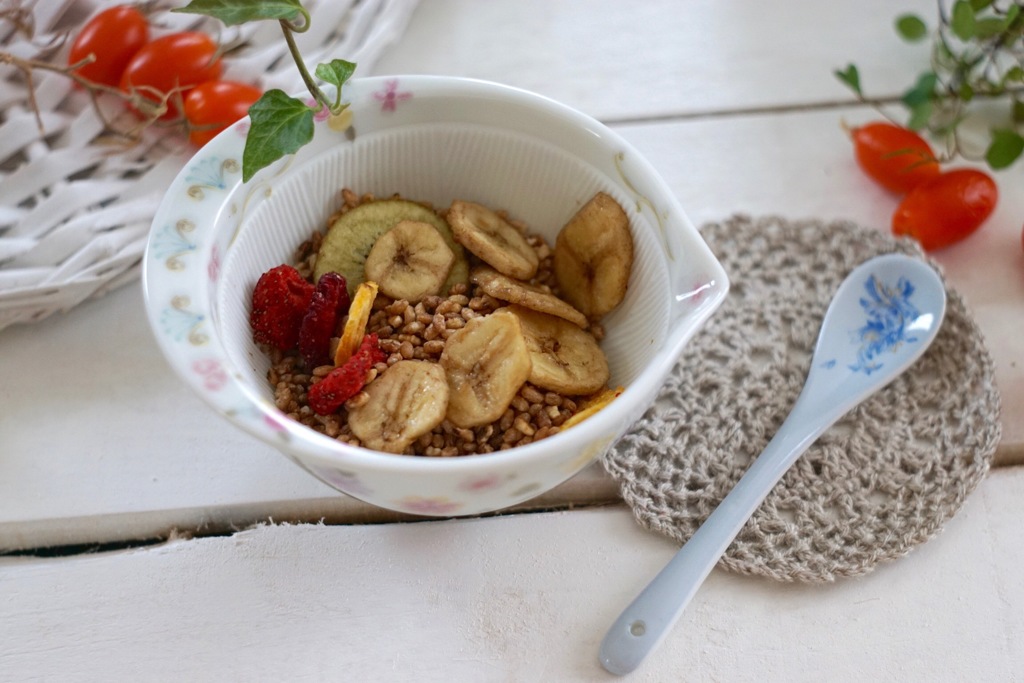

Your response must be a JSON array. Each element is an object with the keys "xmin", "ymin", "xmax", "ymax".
[
  {"xmin": 242, "ymin": 90, "xmax": 315, "ymax": 182},
  {"xmin": 969, "ymin": 0, "xmax": 993, "ymax": 11},
  {"xmin": 314, "ymin": 60, "xmax": 357, "ymax": 89},
  {"xmin": 1006, "ymin": 3, "xmax": 1021, "ymax": 25},
  {"xmin": 895, "ymin": 14, "xmax": 928, "ymax": 41},
  {"xmin": 959, "ymin": 82, "xmax": 975, "ymax": 101},
  {"xmin": 951, "ymin": 0, "xmax": 977, "ymax": 40},
  {"xmin": 985, "ymin": 129, "xmax": 1024, "ymax": 169},
  {"xmin": 974, "ymin": 17, "xmax": 1006, "ymax": 39},
  {"xmin": 906, "ymin": 101, "xmax": 933, "ymax": 131},
  {"xmin": 1004, "ymin": 66, "xmax": 1024, "ymax": 85},
  {"xmin": 834, "ymin": 64, "xmax": 861, "ymax": 95},
  {"xmin": 173, "ymin": 0, "xmax": 304, "ymax": 26},
  {"xmin": 315, "ymin": 60, "xmax": 357, "ymax": 109},
  {"xmin": 901, "ymin": 72, "xmax": 938, "ymax": 108}
]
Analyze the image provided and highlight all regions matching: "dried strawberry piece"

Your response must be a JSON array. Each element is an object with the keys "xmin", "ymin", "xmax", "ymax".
[
  {"xmin": 299, "ymin": 272, "xmax": 350, "ymax": 368},
  {"xmin": 250, "ymin": 265, "xmax": 315, "ymax": 350},
  {"xmin": 308, "ymin": 334, "xmax": 386, "ymax": 415}
]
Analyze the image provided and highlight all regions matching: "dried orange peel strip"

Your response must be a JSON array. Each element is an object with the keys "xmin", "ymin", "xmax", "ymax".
[
  {"xmin": 561, "ymin": 386, "xmax": 624, "ymax": 430},
  {"xmin": 333, "ymin": 280, "xmax": 379, "ymax": 366}
]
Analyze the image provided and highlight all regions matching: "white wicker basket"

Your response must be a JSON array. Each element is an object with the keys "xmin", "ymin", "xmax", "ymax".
[{"xmin": 0, "ymin": 0, "xmax": 419, "ymax": 331}]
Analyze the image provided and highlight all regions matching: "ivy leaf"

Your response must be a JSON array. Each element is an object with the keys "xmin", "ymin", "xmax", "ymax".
[
  {"xmin": 314, "ymin": 60, "xmax": 357, "ymax": 89},
  {"xmin": 969, "ymin": 0, "xmax": 993, "ymax": 9},
  {"xmin": 951, "ymin": 0, "xmax": 977, "ymax": 40},
  {"xmin": 173, "ymin": 0, "xmax": 304, "ymax": 26},
  {"xmin": 895, "ymin": 14, "xmax": 928, "ymax": 41},
  {"xmin": 242, "ymin": 90, "xmax": 314, "ymax": 182},
  {"xmin": 985, "ymin": 129, "xmax": 1024, "ymax": 169},
  {"xmin": 834, "ymin": 64, "xmax": 861, "ymax": 95},
  {"xmin": 1013, "ymin": 98, "xmax": 1024, "ymax": 123},
  {"xmin": 314, "ymin": 59, "xmax": 357, "ymax": 109}
]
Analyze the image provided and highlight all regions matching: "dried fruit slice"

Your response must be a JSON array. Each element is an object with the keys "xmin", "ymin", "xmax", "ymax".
[
  {"xmin": 553, "ymin": 192, "xmax": 634, "ymax": 321},
  {"xmin": 509, "ymin": 305, "xmax": 609, "ymax": 395},
  {"xmin": 448, "ymin": 200, "xmax": 539, "ymax": 280},
  {"xmin": 308, "ymin": 334, "xmax": 386, "ymax": 415},
  {"xmin": 364, "ymin": 220, "xmax": 455, "ymax": 303},
  {"xmin": 470, "ymin": 265, "xmax": 587, "ymax": 328},
  {"xmin": 299, "ymin": 272, "xmax": 350, "ymax": 369},
  {"xmin": 440, "ymin": 308, "xmax": 532, "ymax": 428},
  {"xmin": 348, "ymin": 360, "xmax": 449, "ymax": 454},
  {"xmin": 560, "ymin": 386, "xmax": 624, "ymax": 430},
  {"xmin": 334, "ymin": 281, "xmax": 378, "ymax": 366},
  {"xmin": 250, "ymin": 264, "xmax": 315, "ymax": 350},
  {"xmin": 314, "ymin": 199, "xmax": 469, "ymax": 299}
]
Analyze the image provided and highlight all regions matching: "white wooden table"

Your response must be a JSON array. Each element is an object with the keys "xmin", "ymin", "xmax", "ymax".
[{"xmin": 2, "ymin": 1, "xmax": 1023, "ymax": 679}]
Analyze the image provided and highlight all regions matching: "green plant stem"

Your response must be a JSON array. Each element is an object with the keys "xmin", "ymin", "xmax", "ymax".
[
  {"xmin": 850, "ymin": 85, "xmax": 1024, "ymax": 114},
  {"xmin": 279, "ymin": 18, "xmax": 334, "ymax": 114},
  {"xmin": 0, "ymin": 50, "xmax": 167, "ymax": 137}
]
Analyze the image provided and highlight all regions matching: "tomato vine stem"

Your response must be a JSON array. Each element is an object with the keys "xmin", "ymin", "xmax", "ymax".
[{"xmin": 0, "ymin": 50, "xmax": 170, "ymax": 139}]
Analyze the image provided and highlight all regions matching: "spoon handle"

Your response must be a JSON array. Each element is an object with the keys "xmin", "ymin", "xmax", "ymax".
[{"xmin": 599, "ymin": 396, "xmax": 834, "ymax": 676}]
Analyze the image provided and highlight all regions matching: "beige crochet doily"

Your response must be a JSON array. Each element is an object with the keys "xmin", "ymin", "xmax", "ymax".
[{"xmin": 603, "ymin": 215, "xmax": 1001, "ymax": 583}]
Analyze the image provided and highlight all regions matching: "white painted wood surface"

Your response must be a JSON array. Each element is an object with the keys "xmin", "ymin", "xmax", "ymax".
[
  {"xmin": 3, "ymin": 468, "xmax": 1022, "ymax": 681},
  {"xmin": 1, "ymin": 0, "xmax": 1021, "ymax": 555}
]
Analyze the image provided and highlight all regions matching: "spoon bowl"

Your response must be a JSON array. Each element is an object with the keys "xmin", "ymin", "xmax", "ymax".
[{"xmin": 599, "ymin": 253, "xmax": 946, "ymax": 675}]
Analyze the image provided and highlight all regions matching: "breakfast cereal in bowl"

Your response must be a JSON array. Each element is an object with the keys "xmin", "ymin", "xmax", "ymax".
[
  {"xmin": 143, "ymin": 75, "xmax": 729, "ymax": 516},
  {"xmin": 255, "ymin": 188, "xmax": 632, "ymax": 457}
]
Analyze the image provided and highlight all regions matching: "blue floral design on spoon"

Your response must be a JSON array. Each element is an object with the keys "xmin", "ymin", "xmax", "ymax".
[{"xmin": 849, "ymin": 274, "xmax": 920, "ymax": 375}]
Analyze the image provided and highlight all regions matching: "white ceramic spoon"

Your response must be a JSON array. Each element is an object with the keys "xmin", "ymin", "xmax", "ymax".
[{"xmin": 599, "ymin": 253, "xmax": 947, "ymax": 676}]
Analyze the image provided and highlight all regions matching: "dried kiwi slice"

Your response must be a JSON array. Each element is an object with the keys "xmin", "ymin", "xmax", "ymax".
[{"xmin": 314, "ymin": 199, "xmax": 469, "ymax": 298}]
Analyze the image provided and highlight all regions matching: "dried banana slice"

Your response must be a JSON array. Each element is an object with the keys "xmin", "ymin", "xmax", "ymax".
[
  {"xmin": 440, "ymin": 308, "xmax": 532, "ymax": 428},
  {"xmin": 470, "ymin": 265, "xmax": 587, "ymax": 328},
  {"xmin": 334, "ymin": 281, "xmax": 378, "ymax": 366},
  {"xmin": 448, "ymin": 200, "xmax": 539, "ymax": 280},
  {"xmin": 364, "ymin": 220, "xmax": 455, "ymax": 303},
  {"xmin": 348, "ymin": 360, "xmax": 449, "ymax": 454},
  {"xmin": 560, "ymin": 386, "xmax": 624, "ymax": 430},
  {"xmin": 315, "ymin": 199, "xmax": 469, "ymax": 299},
  {"xmin": 509, "ymin": 305, "xmax": 609, "ymax": 395},
  {"xmin": 553, "ymin": 192, "xmax": 634, "ymax": 321}
]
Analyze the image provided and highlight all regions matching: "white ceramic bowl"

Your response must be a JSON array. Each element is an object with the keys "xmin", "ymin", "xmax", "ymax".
[{"xmin": 142, "ymin": 76, "xmax": 729, "ymax": 517}]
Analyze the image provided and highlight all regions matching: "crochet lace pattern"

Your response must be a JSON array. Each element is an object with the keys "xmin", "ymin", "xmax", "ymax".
[{"xmin": 603, "ymin": 215, "xmax": 1001, "ymax": 583}]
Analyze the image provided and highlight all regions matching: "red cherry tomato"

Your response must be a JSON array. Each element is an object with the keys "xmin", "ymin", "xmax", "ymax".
[
  {"xmin": 120, "ymin": 32, "xmax": 222, "ymax": 119},
  {"xmin": 892, "ymin": 169, "xmax": 998, "ymax": 251},
  {"xmin": 852, "ymin": 121, "xmax": 940, "ymax": 194},
  {"xmin": 184, "ymin": 80, "xmax": 262, "ymax": 146},
  {"xmin": 68, "ymin": 6, "xmax": 149, "ymax": 88}
]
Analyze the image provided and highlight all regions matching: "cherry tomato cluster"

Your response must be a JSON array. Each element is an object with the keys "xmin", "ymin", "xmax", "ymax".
[
  {"xmin": 851, "ymin": 121, "xmax": 998, "ymax": 251},
  {"xmin": 68, "ymin": 5, "xmax": 262, "ymax": 146}
]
